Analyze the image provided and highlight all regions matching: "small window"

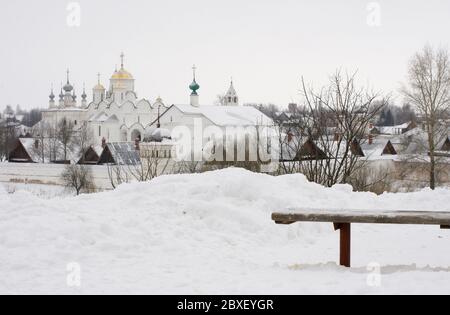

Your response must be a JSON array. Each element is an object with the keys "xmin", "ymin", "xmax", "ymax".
[
  {"xmin": 74, "ymin": 120, "xmax": 77, "ymax": 125},
  {"xmin": 99, "ymin": 126, "xmax": 101, "ymax": 136}
]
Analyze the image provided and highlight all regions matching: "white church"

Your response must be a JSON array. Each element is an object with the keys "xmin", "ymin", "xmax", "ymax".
[
  {"xmin": 40, "ymin": 54, "xmax": 274, "ymax": 148},
  {"xmin": 41, "ymin": 53, "xmax": 166, "ymax": 144}
]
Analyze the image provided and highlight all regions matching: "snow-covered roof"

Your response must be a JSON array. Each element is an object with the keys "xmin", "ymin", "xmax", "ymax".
[
  {"xmin": 89, "ymin": 112, "xmax": 119, "ymax": 123},
  {"xmin": 103, "ymin": 142, "xmax": 141, "ymax": 166},
  {"xmin": 13, "ymin": 138, "xmax": 82, "ymax": 164},
  {"xmin": 377, "ymin": 122, "xmax": 415, "ymax": 135},
  {"xmin": 171, "ymin": 104, "xmax": 274, "ymax": 127},
  {"xmin": 146, "ymin": 128, "xmax": 171, "ymax": 142},
  {"xmin": 361, "ymin": 137, "xmax": 398, "ymax": 161},
  {"xmin": 42, "ymin": 108, "xmax": 87, "ymax": 112}
]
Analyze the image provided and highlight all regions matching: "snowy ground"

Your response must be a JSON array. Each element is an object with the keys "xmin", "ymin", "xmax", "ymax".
[
  {"xmin": 0, "ymin": 183, "xmax": 70, "ymax": 199},
  {"xmin": 0, "ymin": 168, "xmax": 449, "ymax": 295}
]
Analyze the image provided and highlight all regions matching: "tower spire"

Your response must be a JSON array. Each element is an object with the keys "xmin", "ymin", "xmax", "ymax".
[
  {"xmin": 82, "ymin": 82, "xmax": 87, "ymax": 98},
  {"xmin": 49, "ymin": 84, "xmax": 55, "ymax": 101},
  {"xmin": 66, "ymin": 69, "xmax": 70, "ymax": 84},
  {"xmin": 224, "ymin": 78, "xmax": 239, "ymax": 106},
  {"xmin": 120, "ymin": 52, "xmax": 125, "ymax": 69},
  {"xmin": 189, "ymin": 65, "xmax": 200, "ymax": 106},
  {"xmin": 189, "ymin": 65, "xmax": 200, "ymax": 96},
  {"xmin": 157, "ymin": 105, "xmax": 161, "ymax": 128},
  {"xmin": 97, "ymin": 72, "xmax": 101, "ymax": 85},
  {"xmin": 192, "ymin": 64, "xmax": 197, "ymax": 80}
]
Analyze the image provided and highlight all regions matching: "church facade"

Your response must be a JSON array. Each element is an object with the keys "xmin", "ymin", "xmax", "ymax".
[
  {"xmin": 41, "ymin": 53, "xmax": 167, "ymax": 145},
  {"xmin": 40, "ymin": 54, "xmax": 274, "ymax": 152}
]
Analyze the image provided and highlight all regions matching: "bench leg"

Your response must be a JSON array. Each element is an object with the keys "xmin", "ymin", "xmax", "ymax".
[{"xmin": 339, "ymin": 223, "xmax": 351, "ymax": 268}]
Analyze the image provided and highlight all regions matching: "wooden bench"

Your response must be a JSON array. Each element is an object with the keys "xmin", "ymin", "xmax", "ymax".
[{"xmin": 272, "ymin": 209, "xmax": 450, "ymax": 268}]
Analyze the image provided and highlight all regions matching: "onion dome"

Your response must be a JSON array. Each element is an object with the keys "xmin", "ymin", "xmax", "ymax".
[
  {"xmin": 59, "ymin": 84, "xmax": 64, "ymax": 100},
  {"xmin": 63, "ymin": 69, "xmax": 73, "ymax": 92},
  {"xmin": 49, "ymin": 85, "xmax": 55, "ymax": 101},
  {"xmin": 94, "ymin": 73, "xmax": 106, "ymax": 90},
  {"xmin": 189, "ymin": 79, "xmax": 200, "ymax": 95},
  {"xmin": 111, "ymin": 53, "xmax": 134, "ymax": 80},
  {"xmin": 81, "ymin": 83, "xmax": 87, "ymax": 101},
  {"xmin": 189, "ymin": 65, "xmax": 200, "ymax": 95}
]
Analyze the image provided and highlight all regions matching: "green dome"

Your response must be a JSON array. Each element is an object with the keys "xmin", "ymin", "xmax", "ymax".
[{"xmin": 189, "ymin": 79, "xmax": 200, "ymax": 95}]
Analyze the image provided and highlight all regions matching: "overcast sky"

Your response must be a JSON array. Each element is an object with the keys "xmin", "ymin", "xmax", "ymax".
[{"xmin": 1, "ymin": 0, "xmax": 449, "ymax": 110}]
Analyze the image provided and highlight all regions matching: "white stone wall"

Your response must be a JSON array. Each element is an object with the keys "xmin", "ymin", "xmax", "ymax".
[{"xmin": 0, "ymin": 163, "xmax": 113, "ymax": 190}]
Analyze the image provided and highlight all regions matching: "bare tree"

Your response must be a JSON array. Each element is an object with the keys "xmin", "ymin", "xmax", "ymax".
[
  {"xmin": 75, "ymin": 122, "xmax": 94, "ymax": 164},
  {"xmin": 0, "ymin": 123, "xmax": 7, "ymax": 161},
  {"xmin": 47, "ymin": 123, "xmax": 61, "ymax": 162},
  {"xmin": 57, "ymin": 118, "xmax": 75, "ymax": 162},
  {"xmin": 402, "ymin": 45, "xmax": 450, "ymax": 190},
  {"xmin": 106, "ymin": 143, "xmax": 172, "ymax": 189},
  {"xmin": 61, "ymin": 164, "xmax": 95, "ymax": 196},
  {"xmin": 348, "ymin": 165, "xmax": 392, "ymax": 194},
  {"xmin": 127, "ymin": 144, "xmax": 171, "ymax": 181},
  {"xmin": 175, "ymin": 160, "xmax": 203, "ymax": 174},
  {"xmin": 214, "ymin": 94, "xmax": 226, "ymax": 106},
  {"xmin": 0, "ymin": 120, "xmax": 19, "ymax": 161},
  {"xmin": 31, "ymin": 121, "xmax": 51, "ymax": 163},
  {"xmin": 279, "ymin": 71, "xmax": 385, "ymax": 188},
  {"xmin": 107, "ymin": 163, "xmax": 131, "ymax": 189}
]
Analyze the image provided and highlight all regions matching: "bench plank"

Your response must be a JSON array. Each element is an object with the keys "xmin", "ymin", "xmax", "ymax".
[
  {"xmin": 272, "ymin": 209, "xmax": 450, "ymax": 268},
  {"xmin": 272, "ymin": 209, "xmax": 450, "ymax": 226}
]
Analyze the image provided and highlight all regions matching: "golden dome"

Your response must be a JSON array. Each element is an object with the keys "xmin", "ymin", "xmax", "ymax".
[
  {"xmin": 93, "ymin": 83, "xmax": 105, "ymax": 90},
  {"xmin": 111, "ymin": 68, "xmax": 134, "ymax": 80}
]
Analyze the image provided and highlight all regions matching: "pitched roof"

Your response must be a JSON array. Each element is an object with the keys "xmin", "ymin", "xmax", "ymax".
[
  {"xmin": 10, "ymin": 138, "xmax": 82, "ymax": 163},
  {"xmin": 98, "ymin": 142, "xmax": 140, "ymax": 165},
  {"xmin": 89, "ymin": 112, "xmax": 119, "ymax": 123},
  {"xmin": 170, "ymin": 104, "xmax": 274, "ymax": 127},
  {"xmin": 361, "ymin": 136, "xmax": 399, "ymax": 160},
  {"xmin": 377, "ymin": 122, "xmax": 410, "ymax": 135},
  {"xmin": 442, "ymin": 137, "xmax": 450, "ymax": 151}
]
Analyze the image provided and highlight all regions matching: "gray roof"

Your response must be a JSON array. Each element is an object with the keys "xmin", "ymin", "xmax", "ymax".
[
  {"xmin": 106, "ymin": 142, "xmax": 141, "ymax": 165},
  {"xmin": 14, "ymin": 138, "xmax": 82, "ymax": 163}
]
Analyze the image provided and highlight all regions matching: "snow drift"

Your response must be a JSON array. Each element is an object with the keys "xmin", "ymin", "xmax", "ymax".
[{"xmin": 1, "ymin": 168, "xmax": 450, "ymax": 294}]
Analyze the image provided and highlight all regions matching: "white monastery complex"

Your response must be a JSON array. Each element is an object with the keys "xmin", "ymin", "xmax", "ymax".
[{"xmin": 40, "ymin": 54, "xmax": 274, "ymax": 146}]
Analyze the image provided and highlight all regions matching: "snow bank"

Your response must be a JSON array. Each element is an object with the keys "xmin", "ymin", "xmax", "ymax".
[{"xmin": 1, "ymin": 168, "xmax": 450, "ymax": 294}]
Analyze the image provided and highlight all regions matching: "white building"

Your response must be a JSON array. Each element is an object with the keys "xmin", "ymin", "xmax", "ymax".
[
  {"xmin": 41, "ymin": 53, "xmax": 167, "ymax": 145},
  {"xmin": 152, "ymin": 68, "xmax": 276, "ymax": 164},
  {"xmin": 40, "ymin": 56, "xmax": 275, "ymax": 162}
]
